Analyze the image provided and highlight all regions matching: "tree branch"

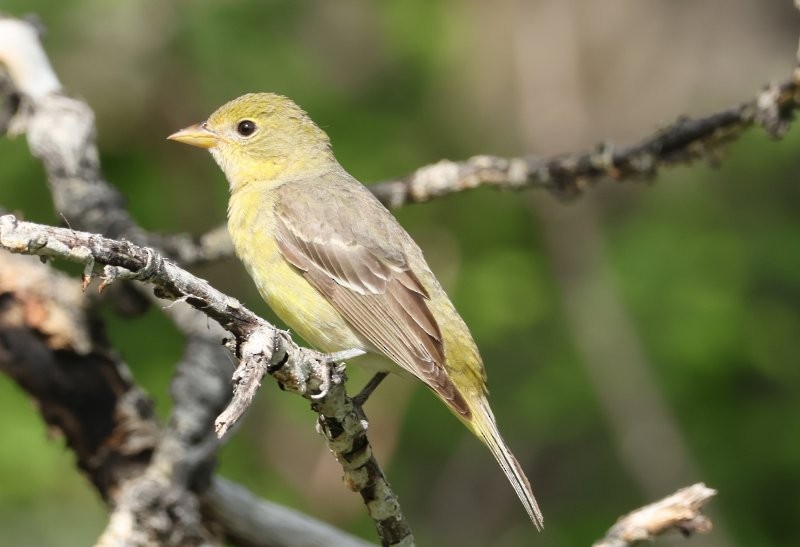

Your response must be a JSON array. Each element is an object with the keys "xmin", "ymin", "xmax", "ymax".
[
  {"xmin": 5, "ymin": 4, "xmax": 783, "ymax": 543},
  {"xmin": 593, "ymin": 483, "xmax": 717, "ymax": 547},
  {"xmin": 370, "ymin": 72, "xmax": 800, "ymax": 206},
  {"xmin": 96, "ymin": 59, "xmax": 800, "ymax": 272},
  {"xmin": 0, "ymin": 250, "xmax": 373, "ymax": 547},
  {"xmin": 153, "ymin": 225, "xmax": 235, "ymax": 267},
  {"xmin": 0, "ymin": 254, "xmax": 153, "ymax": 486},
  {"xmin": 0, "ymin": 213, "xmax": 410, "ymax": 546},
  {"xmin": 204, "ymin": 478, "xmax": 375, "ymax": 547},
  {"xmin": 0, "ymin": 252, "xmax": 215, "ymax": 545},
  {"xmin": 0, "ymin": 14, "xmax": 409, "ymax": 546}
]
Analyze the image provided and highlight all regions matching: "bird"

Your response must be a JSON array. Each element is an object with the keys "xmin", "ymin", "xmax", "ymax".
[{"xmin": 168, "ymin": 93, "xmax": 543, "ymax": 529}]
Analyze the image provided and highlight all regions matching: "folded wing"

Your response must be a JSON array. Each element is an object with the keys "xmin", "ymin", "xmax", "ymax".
[{"xmin": 274, "ymin": 177, "xmax": 470, "ymax": 417}]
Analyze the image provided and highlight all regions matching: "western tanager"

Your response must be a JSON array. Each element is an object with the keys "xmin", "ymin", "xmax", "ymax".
[{"xmin": 168, "ymin": 93, "xmax": 543, "ymax": 529}]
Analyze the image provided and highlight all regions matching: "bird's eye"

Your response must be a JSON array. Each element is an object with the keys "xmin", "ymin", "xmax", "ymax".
[{"xmin": 236, "ymin": 120, "xmax": 257, "ymax": 137}]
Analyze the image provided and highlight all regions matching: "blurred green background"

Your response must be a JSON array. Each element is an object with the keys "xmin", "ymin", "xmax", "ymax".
[{"xmin": 1, "ymin": 1, "xmax": 799, "ymax": 546}]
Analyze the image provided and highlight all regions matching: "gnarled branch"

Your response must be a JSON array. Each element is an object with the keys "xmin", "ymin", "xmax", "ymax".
[
  {"xmin": 0, "ymin": 213, "xmax": 409, "ymax": 546},
  {"xmin": 370, "ymin": 73, "xmax": 800, "ymax": 206},
  {"xmin": 594, "ymin": 483, "xmax": 717, "ymax": 547},
  {"xmin": 0, "ymin": 14, "xmax": 408, "ymax": 546}
]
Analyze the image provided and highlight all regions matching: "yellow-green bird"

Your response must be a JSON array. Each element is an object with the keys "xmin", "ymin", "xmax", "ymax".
[{"xmin": 168, "ymin": 93, "xmax": 543, "ymax": 529}]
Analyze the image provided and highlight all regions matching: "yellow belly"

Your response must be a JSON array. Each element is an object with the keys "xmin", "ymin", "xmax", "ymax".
[{"xmin": 228, "ymin": 186, "xmax": 366, "ymax": 353}]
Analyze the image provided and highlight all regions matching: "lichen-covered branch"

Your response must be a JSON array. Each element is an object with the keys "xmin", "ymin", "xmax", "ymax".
[
  {"xmin": 370, "ymin": 71, "xmax": 800, "ymax": 206},
  {"xmin": 310, "ymin": 371, "xmax": 413, "ymax": 546},
  {"xmin": 0, "ymin": 213, "xmax": 411, "ymax": 546},
  {"xmin": 593, "ymin": 483, "xmax": 717, "ymax": 547},
  {"xmin": 0, "ymin": 251, "xmax": 373, "ymax": 547},
  {"xmin": 1, "ymin": 14, "xmax": 409, "ymax": 546}
]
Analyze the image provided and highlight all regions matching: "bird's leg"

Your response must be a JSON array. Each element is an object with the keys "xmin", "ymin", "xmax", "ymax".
[
  {"xmin": 318, "ymin": 348, "xmax": 386, "ymax": 407},
  {"xmin": 353, "ymin": 372, "xmax": 389, "ymax": 408}
]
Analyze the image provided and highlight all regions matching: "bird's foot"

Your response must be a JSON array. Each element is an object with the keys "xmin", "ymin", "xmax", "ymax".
[{"xmin": 306, "ymin": 348, "xmax": 365, "ymax": 400}]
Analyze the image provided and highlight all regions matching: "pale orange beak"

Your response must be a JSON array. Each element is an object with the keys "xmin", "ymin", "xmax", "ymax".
[{"xmin": 167, "ymin": 122, "xmax": 219, "ymax": 149}]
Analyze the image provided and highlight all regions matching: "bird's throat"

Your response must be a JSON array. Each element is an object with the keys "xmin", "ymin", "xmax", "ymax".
[{"xmin": 212, "ymin": 148, "xmax": 334, "ymax": 192}]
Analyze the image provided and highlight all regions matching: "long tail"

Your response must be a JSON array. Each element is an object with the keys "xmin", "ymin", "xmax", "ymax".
[{"xmin": 467, "ymin": 396, "xmax": 544, "ymax": 530}]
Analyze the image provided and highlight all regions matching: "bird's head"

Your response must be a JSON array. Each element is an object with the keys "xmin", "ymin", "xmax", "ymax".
[{"xmin": 168, "ymin": 93, "xmax": 334, "ymax": 190}]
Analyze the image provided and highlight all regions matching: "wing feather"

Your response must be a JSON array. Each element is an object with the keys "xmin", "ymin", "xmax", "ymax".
[{"xmin": 273, "ymin": 177, "xmax": 469, "ymax": 416}]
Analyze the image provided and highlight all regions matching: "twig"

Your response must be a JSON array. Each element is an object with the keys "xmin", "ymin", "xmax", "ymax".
[
  {"xmin": 593, "ymin": 483, "xmax": 717, "ymax": 547},
  {"xmin": 370, "ymin": 71, "xmax": 800, "ymax": 206}
]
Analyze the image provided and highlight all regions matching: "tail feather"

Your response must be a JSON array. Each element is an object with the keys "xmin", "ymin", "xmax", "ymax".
[{"xmin": 469, "ymin": 397, "xmax": 544, "ymax": 530}]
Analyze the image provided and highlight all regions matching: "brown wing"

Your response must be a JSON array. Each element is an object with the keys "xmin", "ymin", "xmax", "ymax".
[{"xmin": 273, "ymin": 175, "xmax": 469, "ymax": 417}]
